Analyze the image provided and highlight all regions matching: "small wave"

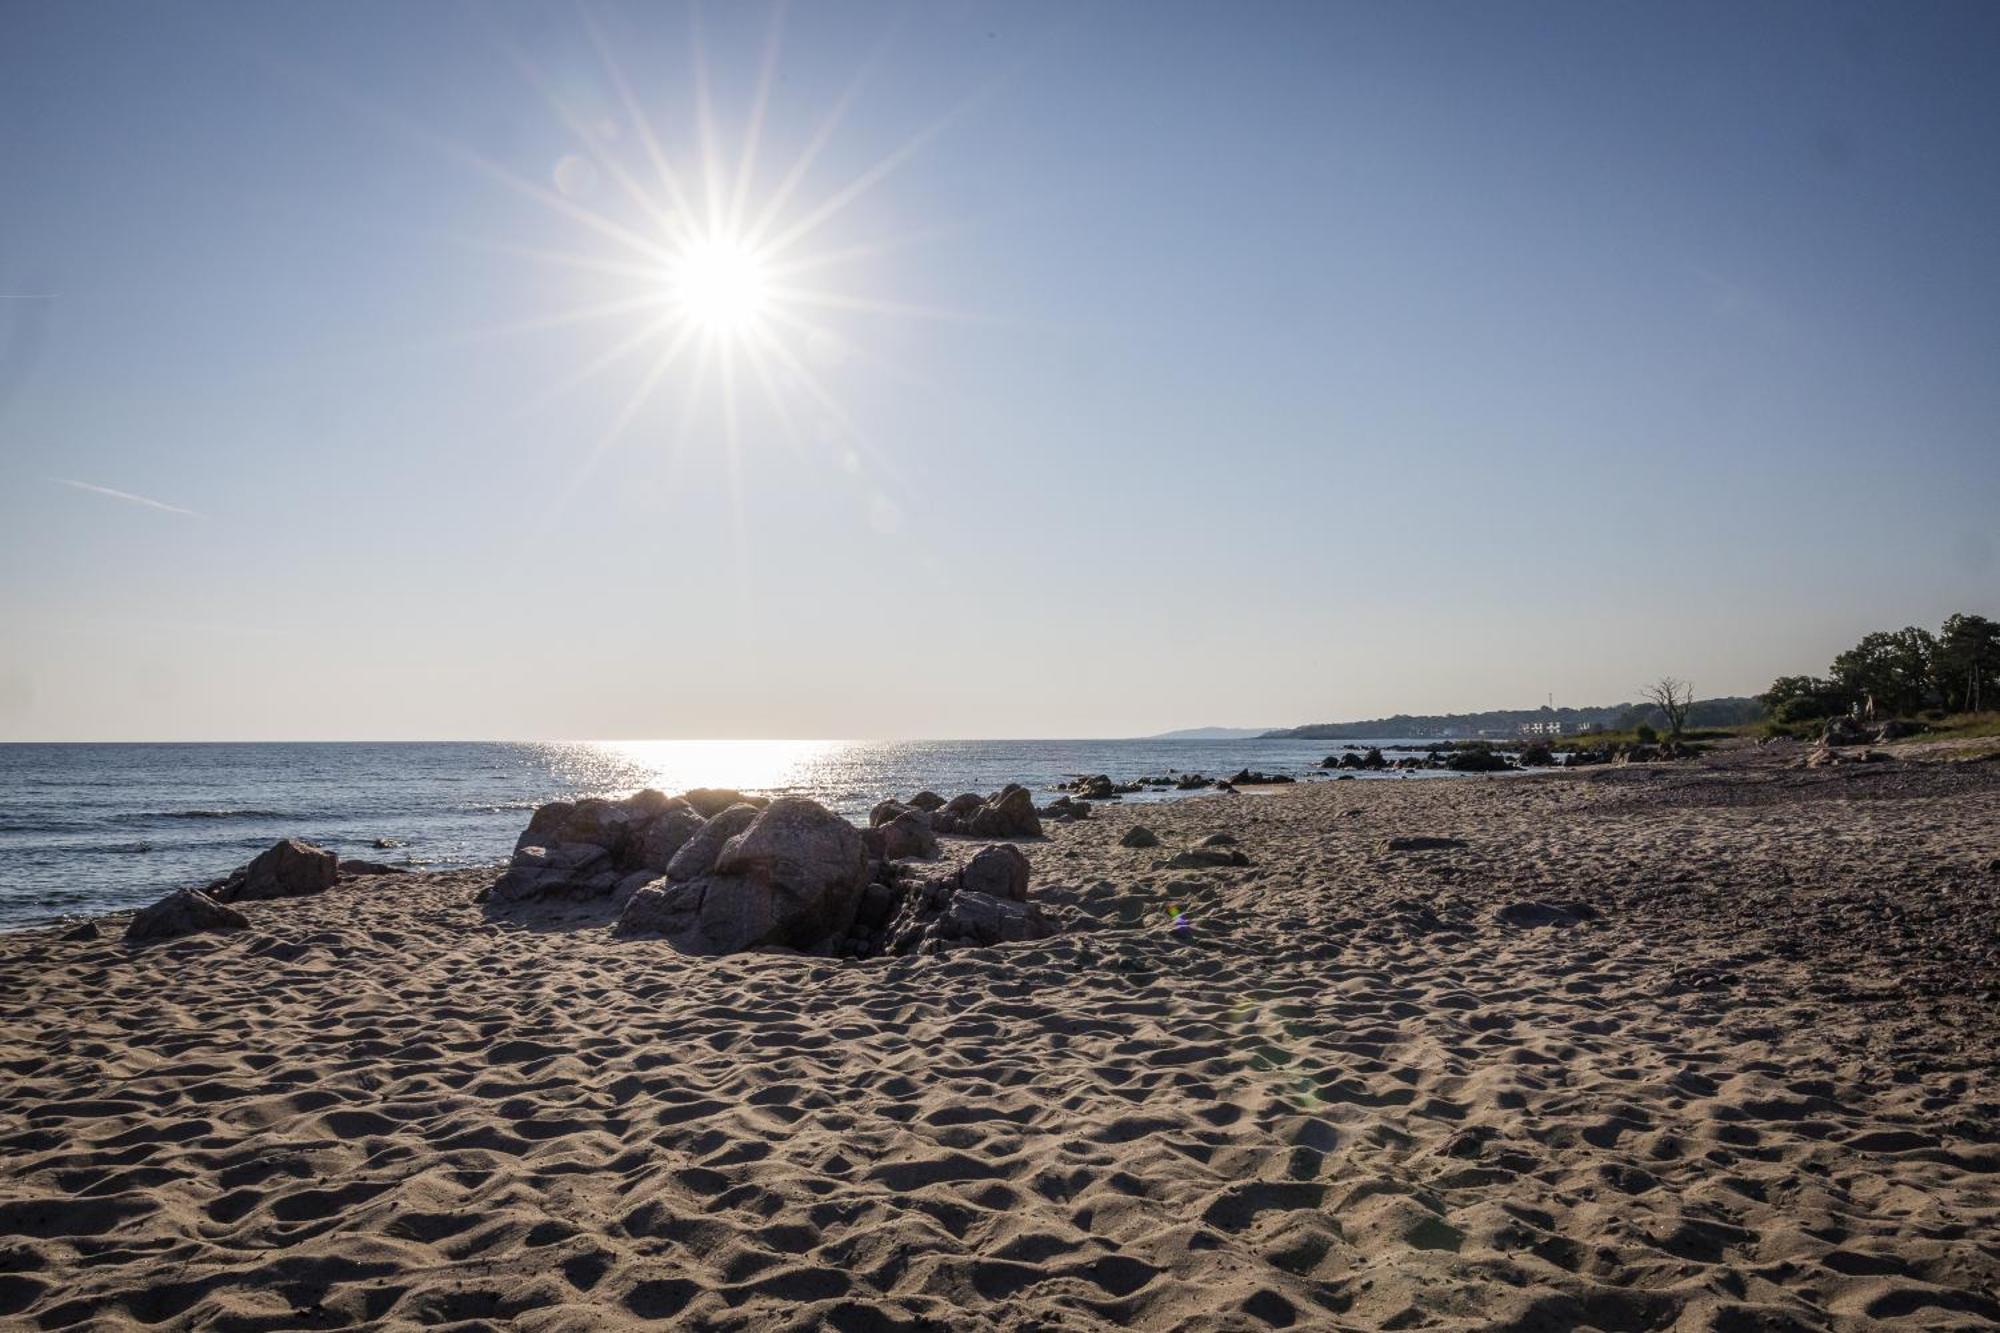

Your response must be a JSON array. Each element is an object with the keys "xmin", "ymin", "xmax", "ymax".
[{"xmin": 114, "ymin": 809, "xmax": 293, "ymax": 823}]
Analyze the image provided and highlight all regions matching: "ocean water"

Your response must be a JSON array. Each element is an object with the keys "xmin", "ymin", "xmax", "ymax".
[{"xmin": 0, "ymin": 737, "xmax": 1458, "ymax": 929}]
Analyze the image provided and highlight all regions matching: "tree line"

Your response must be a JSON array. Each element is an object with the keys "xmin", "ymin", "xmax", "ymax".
[{"xmin": 1761, "ymin": 612, "xmax": 1999, "ymax": 722}]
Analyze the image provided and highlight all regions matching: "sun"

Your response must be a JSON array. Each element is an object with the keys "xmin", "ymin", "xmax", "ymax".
[{"xmin": 665, "ymin": 233, "xmax": 772, "ymax": 337}]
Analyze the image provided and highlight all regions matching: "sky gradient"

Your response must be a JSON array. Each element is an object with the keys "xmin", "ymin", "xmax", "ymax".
[{"xmin": 3, "ymin": 1, "xmax": 1996, "ymax": 740}]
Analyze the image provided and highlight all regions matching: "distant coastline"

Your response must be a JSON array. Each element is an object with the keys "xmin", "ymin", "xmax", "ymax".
[{"xmin": 1259, "ymin": 696, "xmax": 1765, "ymax": 741}]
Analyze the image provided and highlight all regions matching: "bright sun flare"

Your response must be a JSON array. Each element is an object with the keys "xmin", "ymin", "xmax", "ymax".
[{"xmin": 666, "ymin": 234, "xmax": 772, "ymax": 336}]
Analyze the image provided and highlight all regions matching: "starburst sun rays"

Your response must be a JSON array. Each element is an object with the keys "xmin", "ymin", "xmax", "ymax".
[{"xmin": 425, "ymin": 2, "xmax": 988, "ymax": 504}]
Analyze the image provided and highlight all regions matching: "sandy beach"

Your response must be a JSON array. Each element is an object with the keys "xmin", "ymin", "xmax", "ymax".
[{"xmin": 3, "ymin": 743, "xmax": 1997, "ymax": 1332}]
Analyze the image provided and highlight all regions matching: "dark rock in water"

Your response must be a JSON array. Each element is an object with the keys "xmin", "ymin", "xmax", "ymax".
[
  {"xmin": 1496, "ymin": 900, "xmax": 1596, "ymax": 928},
  {"xmin": 681, "ymin": 787, "xmax": 769, "ymax": 820},
  {"xmin": 616, "ymin": 797, "xmax": 871, "ymax": 955},
  {"xmin": 964, "ymin": 785, "xmax": 1044, "ymax": 839},
  {"xmin": 1227, "ymin": 769, "xmax": 1294, "ymax": 785},
  {"xmin": 1445, "ymin": 748, "xmax": 1511, "ymax": 773},
  {"xmin": 1197, "ymin": 832, "xmax": 1238, "ymax": 847},
  {"xmin": 339, "ymin": 859, "xmax": 407, "ymax": 878},
  {"xmin": 1517, "ymin": 743, "xmax": 1556, "ymax": 767},
  {"xmin": 907, "ymin": 791, "xmax": 946, "ymax": 812},
  {"xmin": 665, "ymin": 804, "xmax": 761, "ymax": 882},
  {"xmin": 1377, "ymin": 836, "xmax": 1468, "ymax": 853},
  {"xmin": 1160, "ymin": 846, "xmax": 1251, "ymax": 870},
  {"xmin": 207, "ymin": 839, "xmax": 339, "ymax": 905},
  {"xmin": 125, "ymin": 888, "xmax": 248, "ymax": 942},
  {"xmin": 1120, "ymin": 826, "xmax": 1161, "ymax": 849},
  {"xmin": 61, "ymin": 921, "xmax": 100, "ymax": 942},
  {"xmin": 371, "ymin": 837, "xmax": 404, "ymax": 849},
  {"xmin": 1174, "ymin": 773, "xmax": 1212, "ymax": 790}
]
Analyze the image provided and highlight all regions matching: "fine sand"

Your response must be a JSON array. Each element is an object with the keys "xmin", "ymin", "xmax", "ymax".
[{"xmin": 3, "ymin": 744, "xmax": 1998, "ymax": 1331}]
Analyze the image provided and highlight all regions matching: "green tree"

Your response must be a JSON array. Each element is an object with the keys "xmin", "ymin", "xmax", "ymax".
[
  {"xmin": 1934, "ymin": 613, "xmax": 2000, "ymax": 712},
  {"xmin": 1830, "ymin": 628, "xmax": 1937, "ymax": 717},
  {"xmin": 1760, "ymin": 674, "xmax": 1850, "ymax": 723}
]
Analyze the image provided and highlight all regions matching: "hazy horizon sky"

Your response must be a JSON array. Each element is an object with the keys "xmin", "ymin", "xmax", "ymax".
[{"xmin": 3, "ymin": 1, "xmax": 1996, "ymax": 741}]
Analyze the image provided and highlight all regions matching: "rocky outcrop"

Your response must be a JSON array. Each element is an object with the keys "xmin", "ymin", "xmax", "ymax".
[
  {"xmin": 1227, "ymin": 769, "xmax": 1295, "ymax": 786},
  {"xmin": 1036, "ymin": 796, "xmax": 1092, "ymax": 822},
  {"xmin": 492, "ymin": 790, "xmax": 713, "ymax": 904},
  {"xmin": 932, "ymin": 785, "xmax": 1044, "ymax": 838},
  {"xmin": 615, "ymin": 798, "xmax": 869, "ymax": 955},
  {"xmin": 1445, "ymin": 749, "xmax": 1512, "ymax": 773},
  {"xmin": 880, "ymin": 846, "xmax": 1052, "ymax": 955},
  {"xmin": 205, "ymin": 838, "xmax": 339, "ymax": 905},
  {"xmin": 125, "ymin": 887, "xmax": 249, "ymax": 942}
]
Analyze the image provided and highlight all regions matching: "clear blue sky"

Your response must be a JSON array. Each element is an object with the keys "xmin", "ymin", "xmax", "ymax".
[{"xmin": 2, "ymin": 1, "xmax": 1996, "ymax": 740}]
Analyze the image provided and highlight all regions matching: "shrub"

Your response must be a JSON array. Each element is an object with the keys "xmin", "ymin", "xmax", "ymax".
[{"xmin": 1634, "ymin": 723, "xmax": 1659, "ymax": 745}]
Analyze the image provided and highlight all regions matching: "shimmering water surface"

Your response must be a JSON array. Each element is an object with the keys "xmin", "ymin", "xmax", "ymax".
[{"xmin": 0, "ymin": 738, "xmax": 1457, "ymax": 928}]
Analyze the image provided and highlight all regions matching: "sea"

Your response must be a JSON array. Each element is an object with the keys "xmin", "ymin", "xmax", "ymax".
[{"xmin": 0, "ymin": 737, "xmax": 1466, "ymax": 930}]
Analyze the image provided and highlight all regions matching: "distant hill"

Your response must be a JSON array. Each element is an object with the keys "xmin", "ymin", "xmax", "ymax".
[
  {"xmin": 1261, "ymin": 697, "xmax": 1764, "ymax": 741},
  {"xmin": 1147, "ymin": 726, "xmax": 1276, "ymax": 741}
]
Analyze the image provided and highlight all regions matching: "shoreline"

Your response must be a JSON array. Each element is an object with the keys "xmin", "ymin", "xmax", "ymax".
[{"xmin": 3, "ymin": 744, "xmax": 1995, "ymax": 1329}]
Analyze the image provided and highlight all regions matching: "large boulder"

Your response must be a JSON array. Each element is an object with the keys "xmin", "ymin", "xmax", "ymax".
[
  {"xmin": 959, "ymin": 844, "xmax": 1030, "ymax": 902},
  {"xmin": 206, "ymin": 839, "xmax": 339, "ymax": 904},
  {"xmin": 125, "ymin": 888, "xmax": 249, "ymax": 942},
  {"xmin": 617, "ymin": 798, "xmax": 870, "ymax": 955},
  {"xmin": 636, "ymin": 802, "xmax": 706, "ymax": 871},
  {"xmin": 665, "ymin": 803, "xmax": 761, "ymax": 881}
]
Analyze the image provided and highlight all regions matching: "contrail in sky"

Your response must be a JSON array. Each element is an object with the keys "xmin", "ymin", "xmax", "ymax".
[{"xmin": 51, "ymin": 477, "xmax": 202, "ymax": 517}]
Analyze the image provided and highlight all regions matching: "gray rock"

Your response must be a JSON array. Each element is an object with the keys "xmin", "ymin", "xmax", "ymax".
[
  {"xmin": 622, "ymin": 798, "xmax": 871, "ymax": 956},
  {"xmin": 666, "ymin": 804, "xmax": 761, "ymax": 882},
  {"xmin": 1120, "ymin": 826, "xmax": 1161, "ymax": 849},
  {"xmin": 869, "ymin": 799, "xmax": 912, "ymax": 828},
  {"xmin": 206, "ymin": 838, "xmax": 340, "ymax": 904},
  {"xmin": 339, "ymin": 859, "xmax": 407, "ymax": 878},
  {"xmin": 877, "ymin": 810, "xmax": 939, "ymax": 861},
  {"xmin": 907, "ymin": 791, "xmax": 947, "ymax": 812},
  {"xmin": 60, "ymin": 921, "xmax": 100, "ymax": 942},
  {"xmin": 636, "ymin": 802, "xmax": 705, "ymax": 871},
  {"xmin": 1197, "ymin": 832, "xmax": 1238, "ymax": 847},
  {"xmin": 125, "ymin": 887, "xmax": 249, "ymax": 942},
  {"xmin": 960, "ymin": 844, "xmax": 1031, "ymax": 902}
]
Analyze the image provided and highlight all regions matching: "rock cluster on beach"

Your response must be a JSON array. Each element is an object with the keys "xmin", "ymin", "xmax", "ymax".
[
  {"xmin": 124, "ymin": 836, "xmax": 401, "ymax": 941},
  {"xmin": 489, "ymin": 785, "xmax": 1060, "ymax": 959}
]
